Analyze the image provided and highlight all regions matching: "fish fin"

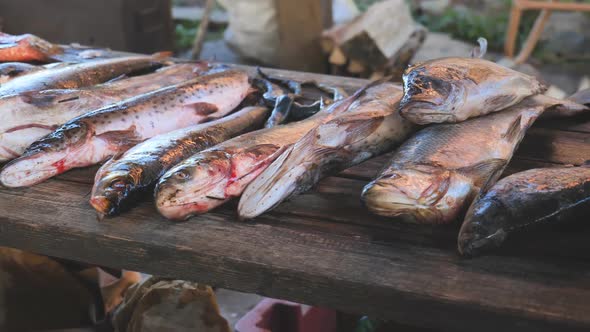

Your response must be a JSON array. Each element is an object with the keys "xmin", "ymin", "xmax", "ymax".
[
  {"xmin": 502, "ymin": 112, "xmax": 538, "ymax": 142},
  {"xmin": 104, "ymin": 74, "xmax": 128, "ymax": 84},
  {"xmin": 186, "ymin": 102, "xmax": 219, "ymax": 117},
  {"xmin": 457, "ymin": 159, "xmax": 507, "ymax": 190},
  {"xmin": 470, "ymin": 37, "xmax": 488, "ymax": 58},
  {"xmin": 502, "ymin": 114, "xmax": 523, "ymax": 142},
  {"xmin": 567, "ymin": 88, "xmax": 590, "ymax": 107},
  {"xmin": 265, "ymin": 94, "xmax": 295, "ymax": 128},
  {"xmin": 96, "ymin": 125, "xmax": 142, "ymax": 147},
  {"xmin": 316, "ymin": 116, "xmax": 384, "ymax": 148}
]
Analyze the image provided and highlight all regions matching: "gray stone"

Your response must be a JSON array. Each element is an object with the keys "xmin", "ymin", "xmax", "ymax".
[{"xmin": 541, "ymin": 12, "xmax": 590, "ymax": 57}]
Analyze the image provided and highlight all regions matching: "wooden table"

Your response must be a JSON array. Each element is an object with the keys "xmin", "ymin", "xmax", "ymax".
[{"xmin": 1, "ymin": 67, "xmax": 590, "ymax": 332}]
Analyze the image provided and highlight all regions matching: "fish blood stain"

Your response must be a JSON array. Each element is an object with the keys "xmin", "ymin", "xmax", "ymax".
[{"xmin": 52, "ymin": 160, "xmax": 67, "ymax": 173}]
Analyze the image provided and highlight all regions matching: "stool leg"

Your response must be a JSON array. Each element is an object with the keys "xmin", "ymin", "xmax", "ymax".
[
  {"xmin": 514, "ymin": 8, "xmax": 552, "ymax": 64},
  {"xmin": 504, "ymin": 1, "xmax": 523, "ymax": 57}
]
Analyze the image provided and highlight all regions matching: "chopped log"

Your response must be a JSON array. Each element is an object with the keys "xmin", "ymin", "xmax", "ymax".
[
  {"xmin": 329, "ymin": 47, "xmax": 347, "ymax": 65},
  {"xmin": 347, "ymin": 59, "xmax": 365, "ymax": 74},
  {"xmin": 322, "ymin": 0, "xmax": 426, "ymax": 78}
]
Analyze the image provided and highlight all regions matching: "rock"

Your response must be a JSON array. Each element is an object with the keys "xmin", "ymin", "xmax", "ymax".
[
  {"xmin": 411, "ymin": 32, "xmax": 473, "ymax": 63},
  {"xmin": 419, "ymin": 0, "xmax": 450, "ymax": 16},
  {"xmin": 541, "ymin": 12, "xmax": 590, "ymax": 58}
]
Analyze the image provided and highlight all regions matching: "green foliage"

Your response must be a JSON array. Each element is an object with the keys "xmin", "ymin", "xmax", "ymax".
[
  {"xmin": 415, "ymin": 4, "xmax": 539, "ymax": 53},
  {"xmin": 174, "ymin": 20, "xmax": 225, "ymax": 51},
  {"xmin": 175, "ymin": 20, "xmax": 200, "ymax": 51}
]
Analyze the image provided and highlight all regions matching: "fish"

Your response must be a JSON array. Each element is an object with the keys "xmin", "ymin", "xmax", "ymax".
[
  {"xmin": 0, "ymin": 54, "xmax": 168, "ymax": 98},
  {"xmin": 361, "ymin": 94, "xmax": 588, "ymax": 224},
  {"xmin": 0, "ymin": 62, "xmax": 40, "ymax": 83},
  {"xmin": 90, "ymin": 106, "xmax": 269, "ymax": 218},
  {"xmin": 0, "ymin": 32, "xmax": 62, "ymax": 62},
  {"xmin": 154, "ymin": 84, "xmax": 369, "ymax": 220},
  {"xmin": 0, "ymin": 69, "xmax": 250, "ymax": 188},
  {"xmin": 399, "ymin": 57, "xmax": 547, "ymax": 124},
  {"xmin": 458, "ymin": 164, "xmax": 590, "ymax": 257},
  {"xmin": 238, "ymin": 81, "xmax": 416, "ymax": 220},
  {"xmin": 0, "ymin": 63, "xmax": 208, "ymax": 162}
]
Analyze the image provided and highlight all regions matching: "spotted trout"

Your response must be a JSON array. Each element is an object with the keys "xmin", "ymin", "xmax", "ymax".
[
  {"xmin": 0, "ymin": 69, "xmax": 250, "ymax": 187},
  {"xmin": 0, "ymin": 54, "xmax": 168, "ymax": 98},
  {"xmin": 361, "ymin": 95, "xmax": 588, "ymax": 224},
  {"xmin": 399, "ymin": 57, "xmax": 546, "ymax": 124},
  {"xmin": 0, "ymin": 63, "xmax": 209, "ymax": 162},
  {"xmin": 154, "ymin": 84, "xmax": 372, "ymax": 220},
  {"xmin": 90, "ymin": 106, "xmax": 269, "ymax": 218},
  {"xmin": 458, "ymin": 164, "xmax": 590, "ymax": 257},
  {"xmin": 238, "ymin": 82, "xmax": 416, "ymax": 220}
]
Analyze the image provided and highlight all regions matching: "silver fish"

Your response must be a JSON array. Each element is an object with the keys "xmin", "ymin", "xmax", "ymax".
[
  {"xmin": 458, "ymin": 164, "xmax": 590, "ymax": 257},
  {"xmin": 238, "ymin": 82, "xmax": 416, "ymax": 220},
  {"xmin": 362, "ymin": 95, "xmax": 587, "ymax": 224},
  {"xmin": 399, "ymin": 57, "xmax": 546, "ymax": 124},
  {"xmin": 90, "ymin": 106, "xmax": 269, "ymax": 218},
  {"xmin": 0, "ymin": 69, "xmax": 250, "ymax": 188},
  {"xmin": 154, "ymin": 85, "xmax": 370, "ymax": 220},
  {"xmin": 0, "ymin": 54, "xmax": 167, "ymax": 98},
  {"xmin": 0, "ymin": 64, "xmax": 208, "ymax": 162}
]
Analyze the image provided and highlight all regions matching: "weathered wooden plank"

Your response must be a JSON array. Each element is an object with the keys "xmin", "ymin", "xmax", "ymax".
[{"xmin": 0, "ymin": 179, "xmax": 589, "ymax": 332}]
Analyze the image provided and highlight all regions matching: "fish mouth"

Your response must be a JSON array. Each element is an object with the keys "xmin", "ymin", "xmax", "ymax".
[
  {"xmin": 362, "ymin": 167, "xmax": 473, "ymax": 224},
  {"xmin": 0, "ymin": 152, "xmax": 63, "ymax": 187},
  {"xmin": 155, "ymin": 180, "xmax": 228, "ymax": 221},
  {"xmin": 458, "ymin": 228, "xmax": 507, "ymax": 257},
  {"xmin": 156, "ymin": 199, "xmax": 219, "ymax": 221},
  {"xmin": 89, "ymin": 196, "xmax": 115, "ymax": 219},
  {"xmin": 362, "ymin": 181, "xmax": 444, "ymax": 224}
]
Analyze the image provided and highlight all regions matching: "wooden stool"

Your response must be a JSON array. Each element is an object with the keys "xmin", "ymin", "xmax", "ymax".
[{"xmin": 504, "ymin": 0, "xmax": 590, "ymax": 64}]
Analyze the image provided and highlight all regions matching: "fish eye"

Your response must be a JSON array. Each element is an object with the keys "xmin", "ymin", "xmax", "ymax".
[
  {"xmin": 174, "ymin": 169, "xmax": 190, "ymax": 180},
  {"xmin": 110, "ymin": 179, "xmax": 127, "ymax": 191}
]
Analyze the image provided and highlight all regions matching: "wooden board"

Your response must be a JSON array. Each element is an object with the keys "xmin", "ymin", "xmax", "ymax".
[{"xmin": 1, "ymin": 67, "xmax": 590, "ymax": 332}]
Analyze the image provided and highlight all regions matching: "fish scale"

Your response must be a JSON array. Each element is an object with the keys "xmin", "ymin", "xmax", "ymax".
[
  {"xmin": 90, "ymin": 106, "xmax": 269, "ymax": 218},
  {"xmin": 362, "ymin": 94, "xmax": 589, "ymax": 225},
  {"xmin": 237, "ymin": 82, "xmax": 416, "ymax": 220},
  {"xmin": 399, "ymin": 57, "xmax": 546, "ymax": 124},
  {"xmin": 458, "ymin": 165, "xmax": 590, "ymax": 257},
  {"xmin": 0, "ymin": 69, "xmax": 250, "ymax": 188},
  {"xmin": 153, "ymin": 84, "xmax": 369, "ymax": 221}
]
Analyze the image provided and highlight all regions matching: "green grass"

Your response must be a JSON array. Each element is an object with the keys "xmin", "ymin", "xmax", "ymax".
[
  {"xmin": 174, "ymin": 19, "xmax": 225, "ymax": 51},
  {"xmin": 414, "ymin": 2, "xmax": 539, "ymax": 53}
]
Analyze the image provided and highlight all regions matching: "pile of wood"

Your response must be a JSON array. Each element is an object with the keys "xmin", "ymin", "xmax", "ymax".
[{"xmin": 321, "ymin": 0, "xmax": 427, "ymax": 79}]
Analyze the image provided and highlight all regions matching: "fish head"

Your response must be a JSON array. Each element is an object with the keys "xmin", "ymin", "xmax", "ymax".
[
  {"xmin": 458, "ymin": 198, "xmax": 509, "ymax": 257},
  {"xmin": 90, "ymin": 166, "xmax": 142, "ymax": 218},
  {"xmin": 400, "ymin": 62, "xmax": 466, "ymax": 124},
  {"xmin": 361, "ymin": 164, "xmax": 475, "ymax": 224},
  {"xmin": 155, "ymin": 150, "xmax": 232, "ymax": 221},
  {"xmin": 0, "ymin": 121, "xmax": 91, "ymax": 187}
]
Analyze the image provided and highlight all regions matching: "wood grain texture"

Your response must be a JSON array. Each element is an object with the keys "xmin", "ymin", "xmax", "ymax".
[{"xmin": 1, "ymin": 66, "xmax": 590, "ymax": 332}]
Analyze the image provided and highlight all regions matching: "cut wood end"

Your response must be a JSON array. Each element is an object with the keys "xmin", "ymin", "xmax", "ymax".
[
  {"xmin": 329, "ymin": 47, "xmax": 347, "ymax": 65},
  {"xmin": 347, "ymin": 59, "xmax": 366, "ymax": 74}
]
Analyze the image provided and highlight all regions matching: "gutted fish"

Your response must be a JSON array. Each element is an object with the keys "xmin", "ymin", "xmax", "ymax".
[
  {"xmin": 90, "ymin": 106, "xmax": 269, "ymax": 218},
  {"xmin": 238, "ymin": 81, "xmax": 416, "ymax": 220},
  {"xmin": 458, "ymin": 164, "xmax": 590, "ymax": 257},
  {"xmin": 0, "ymin": 54, "xmax": 168, "ymax": 98},
  {"xmin": 0, "ymin": 69, "xmax": 250, "ymax": 187},
  {"xmin": 399, "ymin": 57, "xmax": 546, "ymax": 124},
  {"xmin": 362, "ymin": 95, "xmax": 587, "ymax": 224},
  {"xmin": 0, "ymin": 64, "xmax": 207, "ymax": 162},
  {"xmin": 154, "ymin": 85, "xmax": 368, "ymax": 220},
  {"xmin": 0, "ymin": 32, "xmax": 62, "ymax": 62}
]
